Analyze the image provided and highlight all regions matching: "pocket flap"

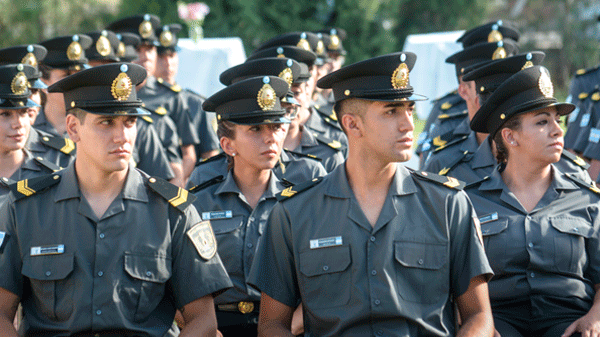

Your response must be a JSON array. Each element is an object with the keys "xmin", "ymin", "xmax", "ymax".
[
  {"xmin": 124, "ymin": 252, "xmax": 172, "ymax": 283},
  {"xmin": 299, "ymin": 245, "xmax": 351, "ymax": 277},
  {"xmin": 211, "ymin": 216, "xmax": 244, "ymax": 235},
  {"xmin": 550, "ymin": 217, "xmax": 594, "ymax": 238},
  {"xmin": 22, "ymin": 253, "xmax": 74, "ymax": 281},
  {"xmin": 394, "ymin": 241, "xmax": 446, "ymax": 270},
  {"xmin": 481, "ymin": 218, "xmax": 509, "ymax": 236}
]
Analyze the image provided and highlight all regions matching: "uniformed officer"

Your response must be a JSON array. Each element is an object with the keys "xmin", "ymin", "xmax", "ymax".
[
  {"xmin": 0, "ymin": 62, "xmax": 232, "ymax": 336},
  {"xmin": 467, "ymin": 64, "xmax": 599, "ymax": 337},
  {"xmin": 154, "ymin": 23, "xmax": 221, "ymax": 159},
  {"xmin": 36, "ymin": 34, "xmax": 92, "ymax": 137},
  {"xmin": 314, "ymin": 27, "xmax": 347, "ymax": 73},
  {"xmin": 250, "ymin": 52, "xmax": 494, "ymax": 336},
  {"xmin": 115, "ymin": 32, "xmax": 141, "ymax": 62},
  {"xmin": 84, "ymin": 30, "xmax": 121, "ymax": 66},
  {"xmin": 191, "ymin": 75, "xmax": 294, "ymax": 336},
  {"xmin": 0, "ymin": 64, "xmax": 59, "ymax": 205}
]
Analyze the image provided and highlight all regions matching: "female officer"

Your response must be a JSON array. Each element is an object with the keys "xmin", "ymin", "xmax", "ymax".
[
  {"xmin": 467, "ymin": 65, "xmax": 600, "ymax": 337},
  {"xmin": 191, "ymin": 76, "xmax": 291, "ymax": 336}
]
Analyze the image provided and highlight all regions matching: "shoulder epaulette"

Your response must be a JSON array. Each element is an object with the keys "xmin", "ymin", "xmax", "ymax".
[
  {"xmin": 156, "ymin": 78, "xmax": 182, "ymax": 92},
  {"xmin": 147, "ymin": 176, "xmax": 196, "ymax": 211},
  {"xmin": 314, "ymin": 104, "xmax": 339, "ymax": 122},
  {"xmin": 276, "ymin": 177, "xmax": 323, "ymax": 202},
  {"xmin": 39, "ymin": 135, "xmax": 75, "ymax": 155},
  {"xmin": 438, "ymin": 109, "xmax": 468, "ymax": 120},
  {"xmin": 438, "ymin": 150, "xmax": 471, "ymax": 176},
  {"xmin": 410, "ymin": 170, "xmax": 465, "ymax": 190},
  {"xmin": 188, "ymin": 175, "xmax": 225, "ymax": 194},
  {"xmin": 561, "ymin": 150, "xmax": 590, "ymax": 170},
  {"xmin": 196, "ymin": 152, "xmax": 226, "ymax": 166},
  {"xmin": 465, "ymin": 176, "xmax": 490, "ymax": 189},
  {"xmin": 431, "ymin": 128, "xmax": 459, "ymax": 148},
  {"xmin": 0, "ymin": 177, "xmax": 15, "ymax": 187},
  {"xmin": 565, "ymin": 172, "xmax": 600, "ymax": 195},
  {"xmin": 433, "ymin": 135, "xmax": 468, "ymax": 153},
  {"xmin": 10, "ymin": 173, "xmax": 61, "ymax": 200},
  {"xmin": 33, "ymin": 156, "xmax": 62, "ymax": 172},
  {"xmin": 575, "ymin": 66, "xmax": 599, "ymax": 77},
  {"xmin": 313, "ymin": 134, "xmax": 346, "ymax": 151},
  {"xmin": 280, "ymin": 178, "xmax": 294, "ymax": 188},
  {"xmin": 283, "ymin": 148, "xmax": 323, "ymax": 162}
]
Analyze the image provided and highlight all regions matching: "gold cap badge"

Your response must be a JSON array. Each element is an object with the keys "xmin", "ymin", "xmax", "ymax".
[
  {"xmin": 316, "ymin": 34, "xmax": 325, "ymax": 55},
  {"xmin": 488, "ymin": 22, "xmax": 503, "ymax": 42},
  {"xmin": 391, "ymin": 54, "xmax": 409, "ymax": 89},
  {"xmin": 139, "ymin": 14, "xmax": 153, "ymax": 39},
  {"xmin": 538, "ymin": 67, "xmax": 554, "ymax": 98},
  {"xmin": 492, "ymin": 41, "xmax": 507, "ymax": 60},
  {"xmin": 160, "ymin": 26, "xmax": 174, "ymax": 47},
  {"xmin": 111, "ymin": 64, "xmax": 132, "ymax": 101},
  {"xmin": 329, "ymin": 29, "xmax": 340, "ymax": 50},
  {"xmin": 257, "ymin": 76, "xmax": 277, "ymax": 111},
  {"xmin": 117, "ymin": 42, "xmax": 126, "ymax": 58},
  {"xmin": 521, "ymin": 53, "xmax": 533, "ymax": 70},
  {"xmin": 278, "ymin": 59, "xmax": 294, "ymax": 86},
  {"xmin": 11, "ymin": 66, "xmax": 28, "ymax": 95},
  {"xmin": 297, "ymin": 32, "xmax": 311, "ymax": 51},
  {"xmin": 22, "ymin": 46, "xmax": 37, "ymax": 67},
  {"xmin": 96, "ymin": 32, "xmax": 111, "ymax": 57},
  {"xmin": 67, "ymin": 35, "xmax": 82, "ymax": 61}
]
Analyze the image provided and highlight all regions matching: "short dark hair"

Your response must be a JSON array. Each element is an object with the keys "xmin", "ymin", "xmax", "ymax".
[{"xmin": 493, "ymin": 114, "xmax": 522, "ymax": 163}]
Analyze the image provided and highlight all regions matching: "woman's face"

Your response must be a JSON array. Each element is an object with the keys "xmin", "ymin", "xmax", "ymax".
[
  {"xmin": 0, "ymin": 108, "xmax": 30, "ymax": 154},
  {"xmin": 505, "ymin": 107, "xmax": 564, "ymax": 165},
  {"xmin": 226, "ymin": 123, "xmax": 287, "ymax": 171}
]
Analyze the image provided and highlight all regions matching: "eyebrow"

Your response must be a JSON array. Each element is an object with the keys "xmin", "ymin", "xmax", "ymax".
[
  {"xmin": 533, "ymin": 111, "xmax": 552, "ymax": 117},
  {"xmin": 384, "ymin": 102, "xmax": 415, "ymax": 108}
]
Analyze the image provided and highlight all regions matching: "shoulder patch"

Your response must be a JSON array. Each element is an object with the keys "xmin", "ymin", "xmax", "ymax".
[
  {"xmin": 147, "ymin": 176, "xmax": 197, "ymax": 211},
  {"xmin": 438, "ymin": 150, "xmax": 471, "ymax": 176},
  {"xmin": 283, "ymin": 148, "xmax": 323, "ymax": 162},
  {"xmin": 313, "ymin": 134, "xmax": 345, "ymax": 151},
  {"xmin": 438, "ymin": 109, "xmax": 468, "ymax": 120},
  {"xmin": 187, "ymin": 221, "xmax": 217, "ymax": 260},
  {"xmin": 565, "ymin": 172, "xmax": 600, "ymax": 195},
  {"xmin": 40, "ymin": 135, "xmax": 76, "ymax": 155},
  {"xmin": 561, "ymin": 150, "xmax": 590, "ymax": 170},
  {"xmin": 410, "ymin": 170, "xmax": 465, "ymax": 190},
  {"xmin": 10, "ymin": 173, "xmax": 61, "ymax": 200},
  {"xmin": 276, "ymin": 177, "xmax": 323, "ymax": 202},
  {"xmin": 188, "ymin": 175, "xmax": 225, "ymax": 194},
  {"xmin": 196, "ymin": 152, "xmax": 226, "ymax": 166},
  {"xmin": 433, "ymin": 135, "xmax": 468, "ymax": 153},
  {"xmin": 33, "ymin": 156, "xmax": 62, "ymax": 172}
]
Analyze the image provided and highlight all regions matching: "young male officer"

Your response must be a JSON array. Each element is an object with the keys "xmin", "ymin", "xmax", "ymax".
[
  {"xmin": 250, "ymin": 52, "xmax": 494, "ymax": 336},
  {"xmin": 0, "ymin": 63, "xmax": 232, "ymax": 336}
]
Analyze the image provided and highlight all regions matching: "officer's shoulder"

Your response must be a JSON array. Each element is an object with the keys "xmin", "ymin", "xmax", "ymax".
[
  {"xmin": 136, "ymin": 108, "xmax": 154, "ymax": 124},
  {"xmin": 409, "ymin": 169, "xmax": 465, "ymax": 190},
  {"xmin": 184, "ymin": 88, "xmax": 207, "ymax": 100},
  {"xmin": 436, "ymin": 149, "xmax": 471, "ymax": 176},
  {"xmin": 188, "ymin": 175, "xmax": 225, "ymax": 194},
  {"xmin": 432, "ymin": 89, "xmax": 459, "ymax": 103},
  {"xmin": 9, "ymin": 172, "xmax": 62, "ymax": 201},
  {"xmin": 313, "ymin": 104, "xmax": 340, "ymax": 125},
  {"xmin": 575, "ymin": 66, "xmax": 600, "ymax": 77},
  {"xmin": 313, "ymin": 133, "xmax": 346, "ymax": 151},
  {"xmin": 38, "ymin": 133, "xmax": 76, "ymax": 155},
  {"xmin": 437, "ymin": 108, "xmax": 468, "ymax": 121},
  {"xmin": 145, "ymin": 175, "xmax": 197, "ymax": 211},
  {"xmin": 156, "ymin": 77, "xmax": 182, "ymax": 93},
  {"xmin": 196, "ymin": 152, "xmax": 227, "ymax": 167},
  {"xmin": 561, "ymin": 150, "xmax": 590, "ymax": 170},
  {"xmin": 564, "ymin": 172, "xmax": 600, "ymax": 196},
  {"xmin": 283, "ymin": 148, "xmax": 323, "ymax": 162},
  {"xmin": 432, "ymin": 134, "xmax": 469, "ymax": 153},
  {"xmin": 464, "ymin": 175, "xmax": 490, "ymax": 190},
  {"xmin": 33, "ymin": 156, "xmax": 63, "ymax": 172},
  {"xmin": 276, "ymin": 177, "xmax": 324, "ymax": 202}
]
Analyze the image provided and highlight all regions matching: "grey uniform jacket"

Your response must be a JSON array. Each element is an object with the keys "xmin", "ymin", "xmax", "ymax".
[
  {"xmin": 0, "ymin": 163, "xmax": 232, "ymax": 336},
  {"xmin": 304, "ymin": 107, "xmax": 349, "ymax": 157},
  {"xmin": 465, "ymin": 165, "xmax": 600, "ymax": 320},
  {"xmin": 295, "ymin": 126, "xmax": 345, "ymax": 173},
  {"xmin": 0, "ymin": 150, "xmax": 60, "ymax": 205},
  {"xmin": 249, "ymin": 163, "xmax": 493, "ymax": 336},
  {"xmin": 26, "ymin": 128, "xmax": 75, "ymax": 169}
]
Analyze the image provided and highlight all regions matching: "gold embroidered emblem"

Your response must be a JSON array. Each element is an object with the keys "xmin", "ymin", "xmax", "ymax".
[
  {"xmin": 96, "ymin": 35, "xmax": 111, "ymax": 57},
  {"xmin": 280, "ymin": 187, "xmax": 296, "ymax": 197},
  {"xmin": 117, "ymin": 42, "xmax": 126, "ymax": 57},
  {"xmin": 432, "ymin": 136, "xmax": 447, "ymax": 147},
  {"xmin": 328, "ymin": 140, "xmax": 341, "ymax": 149},
  {"xmin": 160, "ymin": 30, "xmax": 173, "ymax": 47},
  {"xmin": 488, "ymin": 30, "xmax": 503, "ymax": 42},
  {"xmin": 521, "ymin": 61, "xmax": 534, "ymax": 70},
  {"xmin": 441, "ymin": 102, "xmax": 452, "ymax": 110},
  {"xmin": 257, "ymin": 83, "xmax": 277, "ymax": 111},
  {"xmin": 492, "ymin": 46, "xmax": 506, "ymax": 60},
  {"xmin": 316, "ymin": 40, "xmax": 325, "ymax": 55},
  {"xmin": 391, "ymin": 63, "xmax": 409, "ymax": 89},
  {"xmin": 576, "ymin": 69, "xmax": 586, "ymax": 75},
  {"xmin": 278, "ymin": 68, "xmax": 293, "ymax": 86},
  {"xmin": 592, "ymin": 92, "xmax": 600, "ymax": 101},
  {"xmin": 139, "ymin": 20, "xmax": 153, "ymax": 39},
  {"xmin": 329, "ymin": 35, "xmax": 340, "ymax": 50},
  {"xmin": 538, "ymin": 68, "xmax": 554, "ymax": 98},
  {"xmin": 67, "ymin": 41, "xmax": 82, "ymax": 60},
  {"xmin": 17, "ymin": 179, "xmax": 35, "ymax": 196},
  {"xmin": 111, "ymin": 72, "xmax": 133, "ymax": 101},
  {"xmin": 238, "ymin": 302, "xmax": 254, "ymax": 314},
  {"xmin": 187, "ymin": 221, "xmax": 217, "ymax": 260},
  {"xmin": 11, "ymin": 71, "xmax": 28, "ymax": 95},
  {"xmin": 443, "ymin": 177, "xmax": 460, "ymax": 188},
  {"xmin": 579, "ymin": 93, "xmax": 589, "ymax": 100},
  {"xmin": 21, "ymin": 53, "xmax": 37, "ymax": 67},
  {"xmin": 439, "ymin": 167, "xmax": 450, "ymax": 176}
]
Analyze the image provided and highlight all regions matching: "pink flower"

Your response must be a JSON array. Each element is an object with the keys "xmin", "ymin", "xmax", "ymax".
[
  {"xmin": 177, "ymin": 2, "xmax": 189, "ymax": 21},
  {"xmin": 187, "ymin": 2, "xmax": 210, "ymax": 21}
]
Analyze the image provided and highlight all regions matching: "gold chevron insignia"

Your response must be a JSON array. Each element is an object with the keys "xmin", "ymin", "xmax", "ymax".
[
  {"xmin": 432, "ymin": 136, "xmax": 446, "ymax": 147},
  {"xmin": 444, "ymin": 177, "xmax": 460, "ymax": 188},
  {"xmin": 328, "ymin": 140, "xmax": 341, "ymax": 149},
  {"xmin": 280, "ymin": 187, "xmax": 296, "ymax": 197},
  {"xmin": 441, "ymin": 102, "xmax": 452, "ymax": 110},
  {"xmin": 439, "ymin": 167, "xmax": 450, "ymax": 176},
  {"xmin": 155, "ymin": 106, "xmax": 167, "ymax": 115},
  {"xmin": 574, "ymin": 156, "xmax": 587, "ymax": 167},
  {"xmin": 168, "ymin": 188, "xmax": 188, "ymax": 207},
  {"xmin": 60, "ymin": 139, "xmax": 75, "ymax": 154},
  {"xmin": 17, "ymin": 180, "xmax": 35, "ymax": 196}
]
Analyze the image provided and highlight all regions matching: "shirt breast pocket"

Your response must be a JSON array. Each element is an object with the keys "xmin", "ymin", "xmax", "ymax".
[
  {"xmin": 21, "ymin": 253, "xmax": 75, "ymax": 321},
  {"xmin": 550, "ymin": 217, "xmax": 593, "ymax": 274},
  {"xmin": 123, "ymin": 252, "xmax": 172, "ymax": 322},
  {"xmin": 299, "ymin": 245, "xmax": 351, "ymax": 309},
  {"xmin": 211, "ymin": 216, "xmax": 244, "ymax": 235},
  {"xmin": 480, "ymin": 218, "xmax": 509, "ymax": 272},
  {"xmin": 394, "ymin": 241, "xmax": 448, "ymax": 304}
]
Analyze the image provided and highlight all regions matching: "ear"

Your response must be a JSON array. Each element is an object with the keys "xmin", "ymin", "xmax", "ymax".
[
  {"xmin": 219, "ymin": 136, "xmax": 237, "ymax": 157},
  {"xmin": 341, "ymin": 113, "xmax": 362, "ymax": 138},
  {"xmin": 501, "ymin": 128, "xmax": 517, "ymax": 147},
  {"xmin": 65, "ymin": 114, "xmax": 81, "ymax": 142}
]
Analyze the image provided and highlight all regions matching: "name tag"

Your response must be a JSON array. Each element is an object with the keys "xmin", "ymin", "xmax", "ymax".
[
  {"xmin": 310, "ymin": 236, "xmax": 342, "ymax": 249},
  {"xmin": 479, "ymin": 212, "xmax": 498, "ymax": 224},
  {"xmin": 30, "ymin": 245, "xmax": 64, "ymax": 257},
  {"xmin": 590, "ymin": 128, "xmax": 600, "ymax": 144},
  {"xmin": 202, "ymin": 210, "xmax": 233, "ymax": 221},
  {"xmin": 580, "ymin": 113, "xmax": 590, "ymax": 127}
]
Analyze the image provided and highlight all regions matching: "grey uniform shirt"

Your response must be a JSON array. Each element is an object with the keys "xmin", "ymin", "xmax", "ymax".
[
  {"xmin": 249, "ymin": 163, "xmax": 492, "ymax": 337},
  {"xmin": 0, "ymin": 163, "xmax": 232, "ymax": 336},
  {"xmin": 0, "ymin": 150, "xmax": 58, "ymax": 205},
  {"xmin": 133, "ymin": 118, "xmax": 175, "ymax": 180},
  {"xmin": 295, "ymin": 126, "xmax": 344, "ymax": 173},
  {"xmin": 26, "ymin": 128, "xmax": 75, "ymax": 169},
  {"xmin": 465, "ymin": 165, "xmax": 600, "ymax": 319},
  {"xmin": 192, "ymin": 169, "xmax": 284, "ymax": 304},
  {"xmin": 423, "ymin": 119, "xmax": 478, "ymax": 174},
  {"xmin": 304, "ymin": 107, "xmax": 349, "ymax": 157}
]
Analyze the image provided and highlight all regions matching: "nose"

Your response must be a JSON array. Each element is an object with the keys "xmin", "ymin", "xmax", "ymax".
[
  {"xmin": 551, "ymin": 118, "xmax": 563, "ymax": 137},
  {"xmin": 398, "ymin": 108, "xmax": 415, "ymax": 133},
  {"xmin": 12, "ymin": 112, "xmax": 28, "ymax": 130}
]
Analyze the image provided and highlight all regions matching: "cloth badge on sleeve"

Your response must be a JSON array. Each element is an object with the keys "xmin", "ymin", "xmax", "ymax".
[
  {"xmin": 590, "ymin": 128, "xmax": 600, "ymax": 144},
  {"xmin": 30, "ymin": 244, "xmax": 64, "ymax": 256},
  {"xmin": 202, "ymin": 210, "xmax": 233, "ymax": 221},
  {"xmin": 580, "ymin": 113, "xmax": 591, "ymax": 127},
  {"xmin": 310, "ymin": 236, "xmax": 342, "ymax": 249},
  {"xmin": 568, "ymin": 107, "xmax": 579, "ymax": 123},
  {"xmin": 187, "ymin": 221, "xmax": 217, "ymax": 260},
  {"xmin": 478, "ymin": 212, "xmax": 498, "ymax": 224}
]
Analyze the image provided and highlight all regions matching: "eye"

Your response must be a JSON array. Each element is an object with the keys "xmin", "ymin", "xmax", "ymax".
[
  {"xmin": 537, "ymin": 119, "xmax": 548, "ymax": 125},
  {"xmin": 124, "ymin": 117, "xmax": 137, "ymax": 127},
  {"xmin": 0, "ymin": 111, "xmax": 9, "ymax": 117},
  {"xmin": 249, "ymin": 125, "xmax": 261, "ymax": 132},
  {"xmin": 100, "ymin": 119, "xmax": 112, "ymax": 126}
]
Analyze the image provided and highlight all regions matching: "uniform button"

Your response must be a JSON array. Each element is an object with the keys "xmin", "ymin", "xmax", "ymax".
[
  {"xmin": 247, "ymin": 243, "xmax": 253, "ymax": 248},
  {"xmin": 45, "ymin": 271, "xmax": 51, "ymax": 277},
  {"xmin": 323, "ymin": 265, "xmax": 329, "ymax": 271},
  {"xmin": 526, "ymin": 215, "xmax": 532, "ymax": 220},
  {"xmin": 530, "ymin": 272, "xmax": 535, "ymax": 278},
  {"xmin": 99, "ymin": 233, "xmax": 105, "ymax": 239},
  {"xmin": 371, "ymin": 270, "xmax": 377, "ymax": 276},
  {"xmin": 528, "ymin": 243, "xmax": 533, "ymax": 248},
  {"xmin": 418, "ymin": 259, "xmax": 424, "ymax": 265},
  {"xmin": 370, "ymin": 236, "xmax": 376, "ymax": 242},
  {"xmin": 98, "ymin": 271, "xmax": 103, "ymax": 277},
  {"xmin": 374, "ymin": 299, "xmax": 381, "ymax": 305},
  {"xmin": 573, "ymin": 227, "xmax": 579, "ymax": 233},
  {"xmin": 146, "ymin": 271, "xmax": 152, "ymax": 277},
  {"xmin": 96, "ymin": 310, "xmax": 102, "ymax": 315}
]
